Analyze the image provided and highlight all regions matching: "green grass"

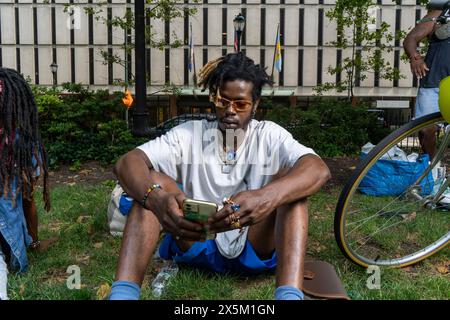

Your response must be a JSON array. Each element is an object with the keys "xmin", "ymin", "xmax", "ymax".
[
  {"xmin": 338, "ymin": 191, "xmax": 450, "ymax": 261},
  {"xmin": 5, "ymin": 182, "xmax": 449, "ymax": 300}
]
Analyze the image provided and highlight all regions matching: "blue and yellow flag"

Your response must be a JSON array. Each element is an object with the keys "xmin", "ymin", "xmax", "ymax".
[{"xmin": 274, "ymin": 26, "xmax": 282, "ymax": 72}]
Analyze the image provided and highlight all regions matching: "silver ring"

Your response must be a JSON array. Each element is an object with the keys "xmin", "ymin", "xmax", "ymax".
[{"xmin": 175, "ymin": 236, "xmax": 180, "ymax": 240}]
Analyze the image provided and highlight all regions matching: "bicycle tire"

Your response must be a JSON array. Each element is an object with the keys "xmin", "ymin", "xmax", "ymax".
[{"xmin": 335, "ymin": 111, "xmax": 450, "ymax": 268}]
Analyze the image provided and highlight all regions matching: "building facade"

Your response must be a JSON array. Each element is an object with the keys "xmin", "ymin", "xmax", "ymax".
[{"xmin": 0, "ymin": 0, "xmax": 427, "ymax": 101}]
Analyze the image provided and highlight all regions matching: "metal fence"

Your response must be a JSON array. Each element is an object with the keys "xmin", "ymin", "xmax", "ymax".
[{"xmin": 0, "ymin": 0, "xmax": 427, "ymax": 98}]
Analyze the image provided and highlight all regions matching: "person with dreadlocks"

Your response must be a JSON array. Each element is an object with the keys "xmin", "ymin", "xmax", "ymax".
[
  {"xmin": 0, "ymin": 68, "xmax": 51, "ymax": 300},
  {"xmin": 110, "ymin": 52, "xmax": 330, "ymax": 300}
]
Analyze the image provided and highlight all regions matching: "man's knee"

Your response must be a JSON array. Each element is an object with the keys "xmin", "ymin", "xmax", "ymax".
[
  {"xmin": 124, "ymin": 203, "xmax": 161, "ymax": 235},
  {"xmin": 277, "ymin": 199, "xmax": 308, "ymax": 217}
]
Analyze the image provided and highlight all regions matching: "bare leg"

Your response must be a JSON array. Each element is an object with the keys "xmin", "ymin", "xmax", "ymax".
[
  {"xmin": 23, "ymin": 197, "xmax": 38, "ymax": 243},
  {"xmin": 274, "ymin": 200, "xmax": 308, "ymax": 289},
  {"xmin": 248, "ymin": 199, "xmax": 308, "ymax": 289},
  {"xmin": 419, "ymin": 125, "xmax": 437, "ymax": 160},
  {"xmin": 23, "ymin": 196, "xmax": 59, "ymax": 252},
  {"xmin": 115, "ymin": 203, "xmax": 161, "ymax": 285}
]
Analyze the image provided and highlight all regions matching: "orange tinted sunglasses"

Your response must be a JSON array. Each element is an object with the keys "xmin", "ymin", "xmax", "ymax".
[{"xmin": 212, "ymin": 90, "xmax": 253, "ymax": 112}]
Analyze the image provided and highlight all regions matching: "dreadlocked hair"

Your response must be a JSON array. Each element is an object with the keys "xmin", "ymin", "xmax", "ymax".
[
  {"xmin": 0, "ymin": 68, "xmax": 51, "ymax": 211},
  {"xmin": 198, "ymin": 52, "xmax": 273, "ymax": 102}
]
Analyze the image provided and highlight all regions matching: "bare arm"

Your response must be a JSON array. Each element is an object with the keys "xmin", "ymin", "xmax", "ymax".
[
  {"xmin": 114, "ymin": 148, "xmax": 183, "ymax": 203},
  {"xmin": 260, "ymin": 154, "xmax": 331, "ymax": 208},
  {"xmin": 114, "ymin": 148, "xmax": 205, "ymax": 240},
  {"xmin": 209, "ymin": 154, "xmax": 331, "ymax": 232},
  {"xmin": 403, "ymin": 10, "xmax": 442, "ymax": 79}
]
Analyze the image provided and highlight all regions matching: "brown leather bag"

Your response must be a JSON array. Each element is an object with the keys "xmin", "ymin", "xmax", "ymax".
[{"xmin": 301, "ymin": 260, "xmax": 350, "ymax": 300}]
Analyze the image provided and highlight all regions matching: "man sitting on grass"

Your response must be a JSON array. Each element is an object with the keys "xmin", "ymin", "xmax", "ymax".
[{"xmin": 109, "ymin": 52, "xmax": 331, "ymax": 300}]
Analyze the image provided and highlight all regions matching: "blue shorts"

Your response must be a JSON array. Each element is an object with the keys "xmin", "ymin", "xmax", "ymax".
[
  {"xmin": 414, "ymin": 87, "xmax": 440, "ymax": 119},
  {"xmin": 119, "ymin": 194, "xmax": 133, "ymax": 215},
  {"xmin": 158, "ymin": 234, "xmax": 277, "ymax": 275},
  {"xmin": 119, "ymin": 184, "xmax": 277, "ymax": 275}
]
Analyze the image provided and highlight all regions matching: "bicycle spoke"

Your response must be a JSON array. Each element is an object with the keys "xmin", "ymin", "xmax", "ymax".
[
  {"xmin": 349, "ymin": 214, "xmax": 410, "ymax": 249},
  {"xmin": 346, "ymin": 194, "xmax": 423, "ymax": 231},
  {"xmin": 351, "ymin": 220, "xmax": 406, "ymax": 254},
  {"xmin": 335, "ymin": 113, "xmax": 450, "ymax": 267}
]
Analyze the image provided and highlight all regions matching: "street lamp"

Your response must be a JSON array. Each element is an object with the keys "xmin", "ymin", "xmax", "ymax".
[
  {"xmin": 50, "ymin": 62, "xmax": 58, "ymax": 86},
  {"xmin": 233, "ymin": 13, "xmax": 245, "ymax": 52},
  {"xmin": 132, "ymin": 0, "xmax": 150, "ymax": 137}
]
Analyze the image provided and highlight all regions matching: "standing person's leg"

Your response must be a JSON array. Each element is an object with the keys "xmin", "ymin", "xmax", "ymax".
[
  {"xmin": 415, "ymin": 87, "xmax": 440, "ymax": 160},
  {"xmin": 110, "ymin": 203, "xmax": 162, "ymax": 300},
  {"xmin": 419, "ymin": 126, "xmax": 437, "ymax": 160},
  {"xmin": 23, "ymin": 195, "xmax": 58, "ymax": 252},
  {"xmin": 22, "ymin": 196, "xmax": 38, "ymax": 245},
  {"xmin": 0, "ymin": 246, "xmax": 8, "ymax": 300}
]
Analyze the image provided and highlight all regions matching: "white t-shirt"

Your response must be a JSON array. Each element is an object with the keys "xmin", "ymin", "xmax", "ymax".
[{"xmin": 137, "ymin": 119, "xmax": 317, "ymax": 258}]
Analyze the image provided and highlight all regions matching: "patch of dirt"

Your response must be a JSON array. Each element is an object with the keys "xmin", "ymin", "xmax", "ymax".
[
  {"xmin": 41, "ymin": 158, "xmax": 359, "ymax": 189},
  {"xmin": 434, "ymin": 260, "xmax": 450, "ymax": 275},
  {"xmin": 39, "ymin": 161, "xmax": 115, "ymax": 188},
  {"xmin": 323, "ymin": 157, "xmax": 359, "ymax": 190}
]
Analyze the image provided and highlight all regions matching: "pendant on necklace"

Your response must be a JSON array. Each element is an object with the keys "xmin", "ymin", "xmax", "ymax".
[
  {"xmin": 222, "ymin": 164, "xmax": 232, "ymax": 174},
  {"xmin": 221, "ymin": 150, "xmax": 236, "ymax": 174},
  {"xmin": 226, "ymin": 150, "xmax": 236, "ymax": 162}
]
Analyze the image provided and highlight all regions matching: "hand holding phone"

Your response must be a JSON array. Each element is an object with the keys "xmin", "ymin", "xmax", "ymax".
[{"xmin": 182, "ymin": 199, "xmax": 218, "ymax": 224}]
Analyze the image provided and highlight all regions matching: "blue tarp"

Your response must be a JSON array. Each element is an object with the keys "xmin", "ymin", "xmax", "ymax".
[{"xmin": 358, "ymin": 153, "xmax": 434, "ymax": 196}]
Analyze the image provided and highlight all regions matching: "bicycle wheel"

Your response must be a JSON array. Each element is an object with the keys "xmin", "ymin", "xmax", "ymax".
[{"xmin": 335, "ymin": 112, "xmax": 450, "ymax": 268}]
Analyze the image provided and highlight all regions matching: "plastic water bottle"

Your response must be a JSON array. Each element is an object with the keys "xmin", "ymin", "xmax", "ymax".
[{"xmin": 151, "ymin": 259, "xmax": 179, "ymax": 298}]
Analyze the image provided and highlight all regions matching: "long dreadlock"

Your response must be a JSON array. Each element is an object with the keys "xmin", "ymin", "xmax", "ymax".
[
  {"xmin": 0, "ymin": 68, "xmax": 50, "ymax": 211},
  {"xmin": 198, "ymin": 52, "xmax": 273, "ymax": 102}
]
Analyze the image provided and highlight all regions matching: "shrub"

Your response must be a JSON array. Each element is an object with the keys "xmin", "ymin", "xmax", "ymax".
[
  {"xmin": 33, "ymin": 83, "xmax": 147, "ymax": 167},
  {"xmin": 265, "ymin": 99, "xmax": 390, "ymax": 157}
]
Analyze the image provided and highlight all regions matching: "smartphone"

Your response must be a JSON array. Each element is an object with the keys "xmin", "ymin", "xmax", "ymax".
[{"xmin": 182, "ymin": 198, "xmax": 218, "ymax": 224}]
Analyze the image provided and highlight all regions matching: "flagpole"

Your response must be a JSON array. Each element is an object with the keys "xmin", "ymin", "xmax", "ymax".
[
  {"xmin": 191, "ymin": 24, "xmax": 197, "ymax": 88},
  {"xmin": 190, "ymin": 23, "xmax": 198, "ymax": 98},
  {"xmin": 270, "ymin": 23, "xmax": 280, "ymax": 82},
  {"xmin": 125, "ymin": 19, "xmax": 129, "ymax": 129}
]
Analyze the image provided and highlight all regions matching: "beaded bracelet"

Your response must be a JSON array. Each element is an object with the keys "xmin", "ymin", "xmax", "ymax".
[{"xmin": 140, "ymin": 184, "xmax": 162, "ymax": 209}]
